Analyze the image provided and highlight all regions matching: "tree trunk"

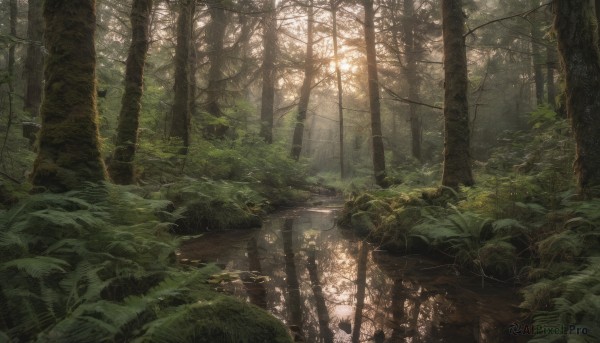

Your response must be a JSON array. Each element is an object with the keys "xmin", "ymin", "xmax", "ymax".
[
  {"xmin": 331, "ymin": 0, "xmax": 345, "ymax": 178},
  {"xmin": 169, "ymin": 0, "xmax": 194, "ymax": 150},
  {"xmin": 23, "ymin": 0, "xmax": 44, "ymax": 119},
  {"xmin": 530, "ymin": 1, "xmax": 545, "ymax": 106},
  {"xmin": 441, "ymin": 0, "xmax": 474, "ymax": 188},
  {"xmin": 547, "ymin": 44, "xmax": 557, "ymax": 110},
  {"xmin": 204, "ymin": 0, "xmax": 228, "ymax": 139},
  {"xmin": 290, "ymin": 0, "xmax": 315, "ymax": 161},
  {"xmin": 363, "ymin": 0, "xmax": 387, "ymax": 187},
  {"xmin": 189, "ymin": 28, "xmax": 199, "ymax": 121},
  {"xmin": 596, "ymin": 0, "xmax": 600, "ymax": 46},
  {"xmin": 553, "ymin": 0, "xmax": 600, "ymax": 198},
  {"xmin": 108, "ymin": 0, "xmax": 153, "ymax": 185},
  {"xmin": 31, "ymin": 0, "xmax": 107, "ymax": 192},
  {"xmin": 403, "ymin": 0, "xmax": 422, "ymax": 161},
  {"xmin": 260, "ymin": 0, "xmax": 277, "ymax": 144},
  {"xmin": 8, "ymin": 0, "xmax": 16, "ymax": 90}
]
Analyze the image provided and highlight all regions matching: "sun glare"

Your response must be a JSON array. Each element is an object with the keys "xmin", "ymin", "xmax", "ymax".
[{"xmin": 330, "ymin": 59, "xmax": 354, "ymax": 73}]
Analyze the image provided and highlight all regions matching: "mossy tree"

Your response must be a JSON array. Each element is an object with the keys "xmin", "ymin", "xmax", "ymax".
[
  {"xmin": 363, "ymin": 0, "xmax": 387, "ymax": 187},
  {"xmin": 553, "ymin": 0, "xmax": 600, "ymax": 198},
  {"xmin": 108, "ymin": 0, "xmax": 153, "ymax": 185},
  {"xmin": 441, "ymin": 0, "xmax": 474, "ymax": 188},
  {"xmin": 30, "ymin": 0, "xmax": 107, "ymax": 192}
]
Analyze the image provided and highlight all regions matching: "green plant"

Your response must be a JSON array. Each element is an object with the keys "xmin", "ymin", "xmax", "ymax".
[{"xmin": 0, "ymin": 183, "xmax": 291, "ymax": 342}]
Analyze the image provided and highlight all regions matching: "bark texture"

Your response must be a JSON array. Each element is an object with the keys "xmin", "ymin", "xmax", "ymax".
[
  {"xmin": 260, "ymin": 0, "xmax": 277, "ymax": 144},
  {"xmin": 554, "ymin": 0, "xmax": 600, "ymax": 198},
  {"xmin": 363, "ymin": 0, "xmax": 387, "ymax": 187},
  {"xmin": 441, "ymin": 0, "xmax": 474, "ymax": 188},
  {"xmin": 31, "ymin": 0, "xmax": 107, "ymax": 192},
  {"xmin": 169, "ymin": 0, "xmax": 194, "ymax": 149},
  {"xmin": 108, "ymin": 0, "xmax": 153, "ymax": 185},
  {"xmin": 290, "ymin": 0, "xmax": 315, "ymax": 161},
  {"xmin": 23, "ymin": 0, "xmax": 44, "ymax": 118}
]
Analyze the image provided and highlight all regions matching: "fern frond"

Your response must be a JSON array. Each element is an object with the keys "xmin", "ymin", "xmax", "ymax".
[{"xmin": 2, "ymin": 257, "xmax": 70, "ymax": 278}]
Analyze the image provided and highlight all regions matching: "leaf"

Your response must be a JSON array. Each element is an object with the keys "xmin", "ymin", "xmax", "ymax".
[{"xmin": 2, "ymin": 256, "xmax": 70, "ymax": 278}]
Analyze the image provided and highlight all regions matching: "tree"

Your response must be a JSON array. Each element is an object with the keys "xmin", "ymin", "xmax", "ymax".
[
  {"xmin": 260, "ymin": 0, "xmax": 278, "ymax": 144},
  {"xmin": 30, "ymin": 0, "xmax": 107, "ymax": 192},
  {"xmin": 441, "ymin": 0, "xmax": 474, "ymax": 188},
  {"xmin": 169, "ymin": 0, "xmax": 194, "ymax": 150},
  {"xmin": 23, "ymin": 0, "xmax": 44, "ymax": 119},
  {"xmin": 290, "ymin": 0, "xmax": 315, "ymax": 161},
  {"xmin": 553, "ymin": 0, "xmax": 600, "ymax": 198},
  {"xmin": 204, "ymin": 0, "xmax": 229, "ymax": 139},
  {"xmin": 402, "ymin": 0, "xmax": 422, "ymax": 161},
  {"xmin": 108, "ymin": 0, "xmax": 153, "ymax": 185},
  {"xmin": 363, "ymin": 0, "xmax": 387, "ymax": 187},
  {"xmin": 330, "ymin": 0, "xmax": 345, "ymax": 178},
  {"xmin": 530, "ymin": 0, "xmax": 544, "ymax": 106}
]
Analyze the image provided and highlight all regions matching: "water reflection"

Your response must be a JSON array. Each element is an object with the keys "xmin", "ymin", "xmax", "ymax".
[{"xmin": 179, "ymin": 203, "xmax": 525, "ymax": 343}]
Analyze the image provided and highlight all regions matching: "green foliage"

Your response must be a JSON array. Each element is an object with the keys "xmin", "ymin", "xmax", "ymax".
[
  {"xmin": 164, "ymin": 177, "xmax": 263, "ymax": 233},
  {"xmin": 521, "ymin": 259, "xmax": 600, "ymax": 343},
  {"xmin": 0, "ymin": 184, "xmax": 292, "ymax": 342}
]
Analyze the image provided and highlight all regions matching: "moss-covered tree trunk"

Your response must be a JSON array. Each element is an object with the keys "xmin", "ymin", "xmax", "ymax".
[
  {"xmin": 169, "ymin": 0, "xmax": 194, "ymax": 150},
  {"xmin": 31, "ymin": 0, "xmax": 107, "ymax": 192},
  {"xmin": 363, "ymin": 0, "xmax": 387, "ymax": 187},
  {"xmin": 108, "ymin": 0, "xmax": 153, "ymax": 185},
  {"xmin": 204, "ymin": 0, "xmax": 228, "ymax": 139},
  {"xmin": 441, "ymin": 0, "xmax": 474, "ymax": 188},
  {"xmin": 23, "ymin": 0, "xmax": 44, "ymax": 119},
  {"xmin": 260, "ymin": 0, "xmax": 277, "ymax": 144},
  {"xmin": 554, "ymin": 0, "xmax": 600, "ymax": 198},
  {"xmin": 290, "ymin": 0, "xmax": 315, "ymax": 161}
]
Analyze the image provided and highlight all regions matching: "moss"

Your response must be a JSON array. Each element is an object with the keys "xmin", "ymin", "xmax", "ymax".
[
  {"xmin": 30, "ymin": 0, "xmax": 107, "ymax": 192},
  {"xmin": 138, "ymin": 296, "xmax": 292, "ymax": 343},
  {"xmin": 108, "ymin": 0, "xmax": 152, "ymax": 185},
  {"xmin": 174, "ymin": 198, "xmax": 262, "ymax": 234}
]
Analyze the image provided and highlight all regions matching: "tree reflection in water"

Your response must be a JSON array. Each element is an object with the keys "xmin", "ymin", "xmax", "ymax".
[{"xmin": 180, "ymin": 202, "xmax": 526, "ymax": 343}]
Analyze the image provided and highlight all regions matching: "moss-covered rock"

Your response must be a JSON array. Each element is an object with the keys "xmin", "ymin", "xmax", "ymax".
[
  {"xmin": 175, "ymin": 197, "xmax": 262, "ymax": 234},
  {"xmin": 136, "ymin": 296, "xmax": 292, "ymax": 343}
]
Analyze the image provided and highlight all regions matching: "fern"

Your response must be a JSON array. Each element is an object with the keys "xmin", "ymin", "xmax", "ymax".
[{"xmin": 0, "ymin": 183, "xmax": 292, "ymax": 343}]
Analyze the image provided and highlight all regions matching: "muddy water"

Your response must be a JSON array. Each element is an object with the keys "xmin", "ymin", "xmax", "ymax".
[{"xmin": 179, "ymin": 198, "xmax": 526, "ymax": 343}]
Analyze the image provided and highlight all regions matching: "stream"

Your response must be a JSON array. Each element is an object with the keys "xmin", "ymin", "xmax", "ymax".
[{"xmin": 179, "ymin": 197, "xmax": 526, "ymax": 343}]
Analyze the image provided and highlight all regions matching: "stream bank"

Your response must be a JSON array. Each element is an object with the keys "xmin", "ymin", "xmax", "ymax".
[{"xmin": 180, "ymin": 197, "xmax": 527, "ymax": 342}]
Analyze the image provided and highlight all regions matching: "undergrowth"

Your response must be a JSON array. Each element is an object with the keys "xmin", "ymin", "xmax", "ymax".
[
  {"xmin": 0, "ymin": 183, "xmax": 292, "ymax": 342},
  {"xmin": 337, "ymin": 108, "xmax": 600, "ymax": 341}
]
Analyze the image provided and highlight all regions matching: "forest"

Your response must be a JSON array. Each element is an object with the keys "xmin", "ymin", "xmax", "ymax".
[{"xmin": 1, "ymin": 0, "xmax": 599, "ymax": 342}]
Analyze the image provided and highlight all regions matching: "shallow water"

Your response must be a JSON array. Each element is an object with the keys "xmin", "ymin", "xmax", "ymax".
[{"xmin": 179, "ymin": 198, "xmax": 526, "ymax": 343}]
